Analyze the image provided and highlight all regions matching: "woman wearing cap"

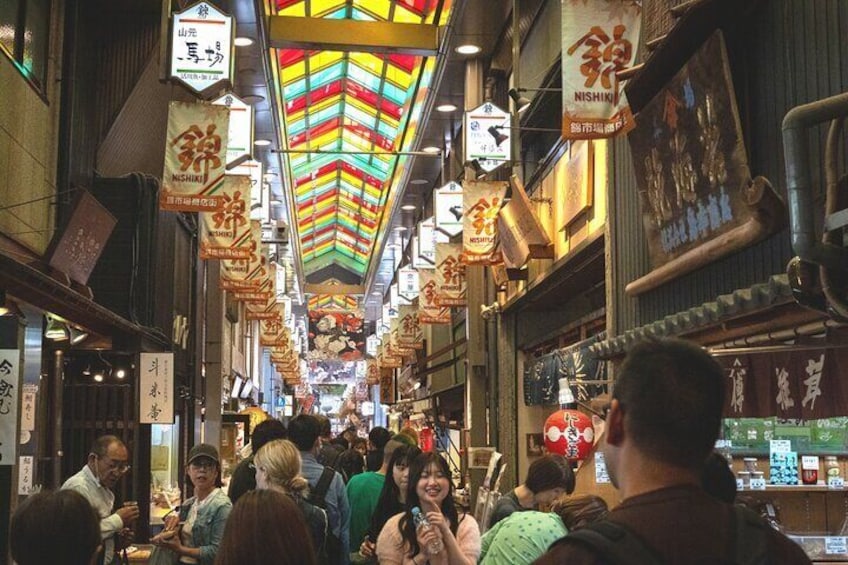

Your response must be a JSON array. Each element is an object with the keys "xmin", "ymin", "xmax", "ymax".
[{"xmin": 153, "ymin": 444, "xmax": 232, "ymax": 565}]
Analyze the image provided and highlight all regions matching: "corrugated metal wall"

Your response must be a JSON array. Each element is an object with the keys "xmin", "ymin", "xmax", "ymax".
[{"xmin": 611, "ymin": 0, "xmax": 848, "ymax": 333}]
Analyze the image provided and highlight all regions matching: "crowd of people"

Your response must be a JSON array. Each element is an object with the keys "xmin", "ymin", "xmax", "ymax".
[{"xmin": 9, "ymin": 338, "xmax": 815, "ymax": 564}]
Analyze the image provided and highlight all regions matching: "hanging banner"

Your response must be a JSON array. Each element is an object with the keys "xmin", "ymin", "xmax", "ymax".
[
  {"xmin": 0, "ymin": 350, "xmax": 20, "ymax": 465},
  {"xmin": 464, "ymin": 102, "xmax": 511, "ymax": 172},
  {"xmin": 161, "ymin": 101, "xmax": 229, "ymax": 212},
  {"xmin": 561, "ymin": 0, "xmax": 641, "ymax": 140},
  {"xmin": 233, "ymin": 277, "xmax": 274, "ymax": 303},
  {"xmin": 212, "ymin": 93, "xmax": 253, "ymax": 167},
  {"xmin": 498, "ymin": 174, "xmax": 553, "ymax": 268},
  {"xmin": 140, "ymin": 352, "xmax": 174, "ymax": 424},
  {"xmin": 380, "ymin": 367, "xmax": 396, "ymax": 403},
  {"xmin": 398, "ymin": 267, "xmax": 420, "ymax": 301},
  {"xmin": 228, "ymin": 159, "xmax": 264, "ymax": 221},
  {"xmin": 435, "ymin": 243, "xmax": 467, "ymax": 307},
  {"xmin": 392, "ymin": 283, "xmax": 411, "ymax": 307},
  {"xmin": 307, "ymin": 309, "xmax": 365, "ymax": 361},
  {"xmin": 462, "ymin": 180, "xmax": 507, "ymax": 264},
  {"xmin": 433, "ymin": 182, "xmax": 464, "ymax": 236},
  {"xmin": 260, "ymin": 311, "xmax": 287, "ymax": 346},
  {"xmin": 200, "ymin": 175, "xmax": 252, "ymax": 259},
  {"xmin": 366, "ymin": 334, "xmax": 381, "ymax": 358},
  {"xmin": 366, "ymin": 359, "xmax": 381, "ymax": 385},
  {"xmin": 169, "ymin": 1, "xmax": 235, "ymax": 97},
  {"xmin": 221, "ymin": 226, "xmax": 267, "ymax": 290},
  {"xmin": 417, "ymin": 216, "xmax": 449, "ymax": 267},
  {"xmin": 398, "ymin": 305, "xmax": 424, "ymax": 350},
  {"xmin": 419, "ymin": 270, "xmax": 451, "ymax": 324}
]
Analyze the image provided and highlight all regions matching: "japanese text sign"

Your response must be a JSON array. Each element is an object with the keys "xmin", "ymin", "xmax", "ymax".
[
  {"xmin": 170, "ymin": 1, "xmax": 234, "ymax": 97},
  {"xmin": 417, "ymin": 216, "xmax": 448, "ymax": 266},
  {"xmin": 435, "ymin": 243, "xmax": 467, "ymax": 307},
  {"xmin": 419, "ymin": 270, "xmax": 451, "ymax": 324},
  {"xmin": 433, "ymin": 182, "xmax": 464, "ymax": 237},
  {"xmin": 140, "ymin": 353, "xmax": 174, "ymax": 424},
  {"xmin": 200, "ymin": 175, "xmax": 253, "ymax": 259},
  {"xmin": 462, "ymin": 180, "xmax": 507, "ymax": 265},
  {"xmin": 0, "ymin": 350, "xmax": 20, "ymax": 465},
  {"xmin": 464, "ymin": 102, "xmax": 511, "ymax": 171},
  {"xmin": 161, "ymin": 101, "xmax": 230, "ymax": 212},
  {"xmin": 212, "ymin": 93, "xmax": 254, "ymax": 167},
  {"xmin": 398, "ymin": 267, "xmax": 420, "ymax": 301},
  {"xmin": 561, "ymin": 0, "xmax": 641, "ymax": 139}
]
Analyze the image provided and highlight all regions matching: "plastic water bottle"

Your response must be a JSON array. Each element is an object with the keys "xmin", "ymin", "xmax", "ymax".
[{"xmin": 411, "ymin": 506, "xmax": 443, "ymax": 555}]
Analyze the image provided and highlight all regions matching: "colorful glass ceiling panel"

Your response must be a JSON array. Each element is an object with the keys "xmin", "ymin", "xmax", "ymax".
[
  {"xmin": 272, "ymin": 0, "xmax": 452, "ymax": 281},
  {"xmin": 308, "ymin": 294, "xmax": 360, "ymax": 311}
]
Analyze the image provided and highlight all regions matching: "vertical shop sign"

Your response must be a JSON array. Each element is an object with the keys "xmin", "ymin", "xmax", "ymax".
[
  {"xmin": 221, "ymin": 223, "xmax": 266, "ymax": 290},
  {"xmin": 20, "ymin": 384, "xmax": 36, "ymax": 433},
  {"xmin": 433, "ymin": 183, "xmax": 464, "ymax": 237},
  {"xmin": 0, "ymin": 349, "xmax": 20, "ymax": 465},
  {"xmin": 462, "ymin": 180, "xmax": 507, "ymax": 264},
  {"xmin": 18, "ymin": 455, "xmax": 33, "ymax": 494},
  {"xmin": 398, "ymin": 267, "xmax": 420, "ymax": 301},
  {"xmin": 228, "ymin": 159, "xmax": 264, "ymax": 220},
  {"xmin": 199, "ymin": 175, "xmax": 252, "ymax": 259},
  {"xmin": 561, "ymin": 0, "xmax": 641, "ymax": 139},
  {"xmin": 140, "ymin": 353, "xmax": 174, "ymax": 424},
  {"xmin": 161, "ymin": 101, "xmax": 230, "ymax": 212},
  {"xmin": 417, "ymin": 216, "xmax": 448, "ymax": 267},
  {"xmin": 170, "ymin": 1, "xmax": 234, "ymax": 98},
  {"xmin": 435, "ymin": 243, "xmax": 467, "ymax": 307},
  {"xmin": 464, "ymin": 102, "xmax": 511, "ymax": 172},
  {"xmin": 419, "ymin": 270, "xmax": 451, "ymax": 324},
  {"xmin": 212, "ymin": 93, "xmax": 254, "ymax": 167},
  {"xmin": 398, "ymin": 305, "xmax": 423, "ymax": 349},
  {"xmin": 366, "ymin": 335, "xmax": 381, "ymax": 358}
]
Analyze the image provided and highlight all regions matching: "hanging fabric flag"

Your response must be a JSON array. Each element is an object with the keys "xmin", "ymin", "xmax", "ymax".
[
  {"xmin": 397, "ymin": 305, "xmax": 423, "ymax": 350},
  {"xmin": 220, "ymin": 222, "xmax": 266, "ymax": 289},
  {"xmin": 260, "ymin": 307, "xmax": 287, "ymax": 346},
  {"xmin": 233, "ymin": 276, "xmax": 274, "ymax": 303},
  {"xmin": 419, "ymin": 270, "xmax": 451, "ymax": 324},
  {"xmin": 366, "ymin": 359, "xmax": 381, "ymax": 385},
  {"xmin": 462, "ymin": 180, "xmax": 508, "ymax": 264},
  {"xmin": 561, "ymin": 0, "xmax": 641, "ymax": 140},
  {"xmin": 161, "ymin": 101, "xmax": 230, "ymax": 211},
  {"xmin": 435, "ymin": 242, "xmax": 467, "ymax": 307},
  {"xmin": 199, "ymin": 175, "xmax": 252, "ymax": 259}
]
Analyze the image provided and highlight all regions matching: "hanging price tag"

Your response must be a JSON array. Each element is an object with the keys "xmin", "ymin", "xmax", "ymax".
[
  {"xmin": 828, "ymin": 476, "xmax": 845, "ymax": 489},
  {"xmin": 749, "ymin": 477, "xmax": 766, "ymax": 490}
]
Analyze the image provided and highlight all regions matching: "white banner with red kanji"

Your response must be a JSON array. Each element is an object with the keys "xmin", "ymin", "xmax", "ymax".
[
  {"xmin": 200, "ymin": 175, "xmax": 252, "ymax": 259},
  {"xmin": 435, "ymin": 243, "xmax": 466, "ymax": 307},
  {"xmin": 462, "ymin": 180, "xmax": 507, "ymax": 264}
]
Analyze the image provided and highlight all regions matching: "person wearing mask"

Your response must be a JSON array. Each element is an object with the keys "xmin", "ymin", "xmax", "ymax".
[
  {"xmin": 227, "ymin": 418, "xmax": 287, "ymax": 504},
  {"xmin": 153, "ymin": 444, "xmax": 232, "ymax": 565},
  {"xmin": 357, "ymin": 444, "xmax": 421, "ymax": 562},
  {"xmin": 61, "ymin": 435, "xmax": 139, "ymax": 565},
  {"xmin": 376, "ymin": 452, "xmax": 480, "ymax": 565},
  {"xmin": 534, "ymin": 338, "xmax": 811, "ymax": 564},
  {"xmin": 347, "ymin": 438, "xmax": 405, "ymax": 555},
  {"xmin": 488, "ymin": 454, "xmax": 575, "ymax": 528},
  {"xmin": 366, "ymin": 427, "xmax": 392, "ymax": 472},
  {"xmin": 289, "ymin": 414, "xmax": 351, "ymax": 565},
  {"xmin": 11, "ymin": 489, "xmax": 103, "ymax": 565},
  {"xmin": 214, "ymin": 489, "xmax": 318, "ymax": 565},
  {"xmin": 254, "ymin": 438, "xmax": 328, "ymax": 553}
]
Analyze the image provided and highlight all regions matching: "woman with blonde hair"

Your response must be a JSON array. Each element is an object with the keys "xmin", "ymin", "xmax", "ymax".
[{"xmin": 254, "ymin": 439, "xmax": 328, "ymax": 554}]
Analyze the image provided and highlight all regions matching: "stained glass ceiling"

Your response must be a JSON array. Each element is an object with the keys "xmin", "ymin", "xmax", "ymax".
[
  {"xmin": 271, "ymin": 0, "xmax": 452, "ymax": 284},
  {"xmin": 307, "ymin": 294, "xmax": 360, "ymax": 311}
]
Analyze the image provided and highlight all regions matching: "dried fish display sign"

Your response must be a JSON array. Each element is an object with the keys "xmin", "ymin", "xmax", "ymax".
[
  {"xmin": 462, "ymin": 180, "xmax": 507, "ymax": 265},
  {"xmin": 199, "ymin": 175, "xmax": 252, "ymax": 259},
  {"xmin": 161, "ymin": 101, "xmax": 230, "ymax": 212},
  {"xmin": 628, "ymin": 31, "xmax": 759, "ymax": 279},
  {"xmin": 561, "ymin": 0, "xmax": 641, "ymax": 139},
  {"xmin": 169, "ymin": 2, "xmax": 234, "ymax": 97}
]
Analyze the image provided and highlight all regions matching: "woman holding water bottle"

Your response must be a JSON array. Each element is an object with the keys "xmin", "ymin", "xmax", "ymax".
[{"xmin": 376, "ymin": 452, "xmax": 480, "ymax": 564}]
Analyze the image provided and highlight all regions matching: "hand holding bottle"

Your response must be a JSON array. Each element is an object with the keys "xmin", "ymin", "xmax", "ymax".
[{"xmin": 412, "ymin": 506, "xmax": 444, "ymax": 556}]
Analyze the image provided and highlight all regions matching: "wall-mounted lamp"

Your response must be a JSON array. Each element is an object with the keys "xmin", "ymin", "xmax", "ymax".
[
  {"xmin": 44, "ymin": 315, "xmax": 69, "ymax": 341},
  {"xmin": 463, "ymin": 160, "xmax": 488, "ymax": 180},
  {"xmin": 69, "ymin": 326, "xmax": 89, "ymax": 345},
  {"xmin": 0, "ymin": 290, "xmax": 25, "ymax": 319},
  {"xmin": 487, "ymin": 126, "xmax": 509, "ymax": 147},
  {"xmin": 508, "ymin": 87, "xmax": 562, "ymax": 113}
]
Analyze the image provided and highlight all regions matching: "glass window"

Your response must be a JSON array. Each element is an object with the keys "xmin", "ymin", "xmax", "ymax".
[{"xmin": 0, "ymin": 0, "xmax": 50, "ymax": 93}]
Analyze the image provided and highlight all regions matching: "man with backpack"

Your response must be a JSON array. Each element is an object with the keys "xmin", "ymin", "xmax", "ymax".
[
  {"xmin": 534, "ymin": 338, "xmax": 811, "ymax": 565},
  {"xmin": 290, "ymin": 414, "xmax": 351, "ymax": 565}
]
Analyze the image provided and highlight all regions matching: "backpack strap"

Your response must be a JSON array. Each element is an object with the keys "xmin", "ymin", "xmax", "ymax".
[
  {"xmin": 311, "ymin": 466, "xmax": 336, "ymax": 509},
  {"xmin": 732, "ymin": 506, "xmax": 769, "ymax": 564},
  {"xmin": 555, "ymin": 521, "xmax": 666, "ymax": 565}
]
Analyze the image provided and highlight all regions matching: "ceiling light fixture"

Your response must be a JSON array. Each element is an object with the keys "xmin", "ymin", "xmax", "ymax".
[
  {"xmin": 393, "ymin": 226, "xmax": 407, "ymax": 232},
  {"xmin": 436, "ymin": 103, "xmax": 457, "ymax": 113},
  {"xmin": 401, "ymin": 204, "xmax": 417, "ymax": 211},
  {"xmin": 254, "ymin": 139, "xmax": 272, "ymax": 147},
  {"xmin": 93, "ymin": 372, "xmax": 104, "ymax": 383},
  {"xmin": 69, "ymin": 326, "xmax": 89, "ymax": 345},
  {"xmin": 234, "ymin": 36, "xmax": 254, "ymax": 47},
  {"xmin": 421, "ymin": 146, "xmax": 441, "ymax": 154},
  {"xmin": 508, "ymin": 87, "xmax": 562, "ymax": 114},
  {"xmin": 242, "ymin": 94, "xmax": 265, "ymax": 104},
  {"xmin": 464, "ymin": 159, "xmax": 488, "ymax": 180},
  {"xmin": 455, "ymin": 44, "xmax": 481, "ymax": 55},
  {"xmin": 82, "ymin": 364, "xmax": 91, "ymax": 376},
  {"xmin": 115, "ymin": 368, "xmax": 126, "ymax": 379},
  {"xmin": 44, "ymin": 315, "xmax": 69, "ymax": 341},
  {"xmin": 410, "ymin": 179, "xmax": 429, "ymax": 185}
]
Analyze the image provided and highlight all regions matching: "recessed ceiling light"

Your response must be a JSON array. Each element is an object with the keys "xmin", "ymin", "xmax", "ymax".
[
  {"xmin": 242, "ymin": 94, "xmax": 265, "ymax": 104},
  {"xmin": 410, "ymin": 179, "xmax": 429, "ymax": 185},
  {"xmin": 421, "ymin": 146, "xmax": 441, "ymax": 154},
  {"xmin": 401, "ymin": 204, "xmax": 417, "ymax": 211},
  {"xmin": 234, "ymin": 37, "xmax": 254, "ymax": 47},
  {"xmin": 436, "ymin": 103, "xmax": 457, "ymax": 112},
  {"xmin": 371, "ymin": 291, "xmax": 382, "ymax": 296},
  {"xmin": 455, "ymin": 44, "xmax": 481, "ymax": 55},
  {"xmin": 393, "ymin": 226, "xmax": 407, "ymax": 232},
  {"xmin": 254, "ymin": 139, "xmax": 272, "ymax": 147},
  {"xmin": 387, "ymin": 244, "xmax": 400, "ymax": 249},
  {"xmin": 270, "ymin": 199, "xmax": 283, "ymax": 205}
]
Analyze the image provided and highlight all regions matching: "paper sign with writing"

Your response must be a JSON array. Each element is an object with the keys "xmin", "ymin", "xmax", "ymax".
[
  {"xmin": 140, "ymin": 353, "xmax": 174, "ymax": 424},
  {"xmin": 170, "ymin": 2, "xmax": 234, "ymax": 97},
  {"xmin": 398, "ymin": 267, "xmax": 419, "ymax": 301},
  {"xmin": 433, "ymin": 182, "xmax": 464, "ymax": 236},
  {"xmin": 464, "ymin": 102, "xmax": 511, "ymax": 172},
  {"xmin": 18, "ymin": 456, "xmax": 33, "ymax": 494},
  {"xmin": 21, "ymin": 384, "xmax": 36, "ymax": 433},
  {"xmin": 417, "ymin": 216, "xmax": 448, "ymax": 266},
  {"xmin": 435, "ymin": 243, "xmax": 467, "ymax": 307},
  {"xmin": 212, "ymin": 93, "xmax": 253, "ymax": 167},
  {"xmin": 161, "ymin": 101, "xmax": 230, "ymax": 212},
  {"xmin": 228, "ymin": 159, "xmax": 264, "ymax": 221},
  {"xmin": 200, "ymin": 175, "xmax": 252, "ymax": 259},
  {"xmin": 397, "ymin": 305, "xmax": 423, "ymax": 349},
  {"xmin": 561, "ymin": 0, "xmax": 640, "ymax": 139},
  {"xmin": 462, "ymin": 180, "xmax": 507, "ymax": 265},
  {"xmin": 0, "ymin": 350, "xmax": 20, "ymax": 465},
  {"xmin": 221, "ymin": 223, "xmax": 266, "ymax": 290}
]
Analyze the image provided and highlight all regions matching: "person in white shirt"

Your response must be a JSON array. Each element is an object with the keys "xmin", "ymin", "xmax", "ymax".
[{"xmin": 62, "ymin": 435, "xmax": 139, "ymax": 565}]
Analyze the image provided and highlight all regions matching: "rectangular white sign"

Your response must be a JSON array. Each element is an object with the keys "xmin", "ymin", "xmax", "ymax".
[
  {"xmin": 0, "ymin": 349, "xmax": 20, "ymax": 466},
  {"xmin": 170, "ymin": 2, "xmax": 234, "ymax": 97},
  {"xmin": 20, "ymin": 383, "xmax": 37, "ymax": 433},
  {"xmin": 18, "ymin": 455, "xmax": 33, "ymax": 494},
  {"xmin": 140, "ymin": 353, "xmax": 175, "ymax": 424}
]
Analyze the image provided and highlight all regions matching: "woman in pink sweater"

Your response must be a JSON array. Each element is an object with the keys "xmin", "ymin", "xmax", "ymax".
[{"xmin": 376, "ymin": 452, "xmax": 480, "ymax": 565}]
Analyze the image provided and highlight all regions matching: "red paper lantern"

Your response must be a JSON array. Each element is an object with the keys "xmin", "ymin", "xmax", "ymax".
[
  {"xmin": 543, "ymin": 409, "xmax": 594, "ymax": 461},
  {"xmin": 419, "ymin": 427, "xmax": 435, "ymax": 452}
]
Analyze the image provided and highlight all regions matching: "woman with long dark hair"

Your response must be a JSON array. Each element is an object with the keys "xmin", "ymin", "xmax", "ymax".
[
  {"xmin": 214, "ymin": 489, "xmax": 318, "ymax": 565},
  {"xmin": 376, "ymin": 452, "xmax": 480, "ymax": 565}
]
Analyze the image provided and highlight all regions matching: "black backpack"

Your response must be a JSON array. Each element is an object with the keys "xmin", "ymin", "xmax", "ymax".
[
  {"xmin": 554, "ymin": 505, "xmax": 769, "ymax": 564},
  {"xmin": 310, "ymin": 466, "xmax": 345, "ymax": 565}
]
